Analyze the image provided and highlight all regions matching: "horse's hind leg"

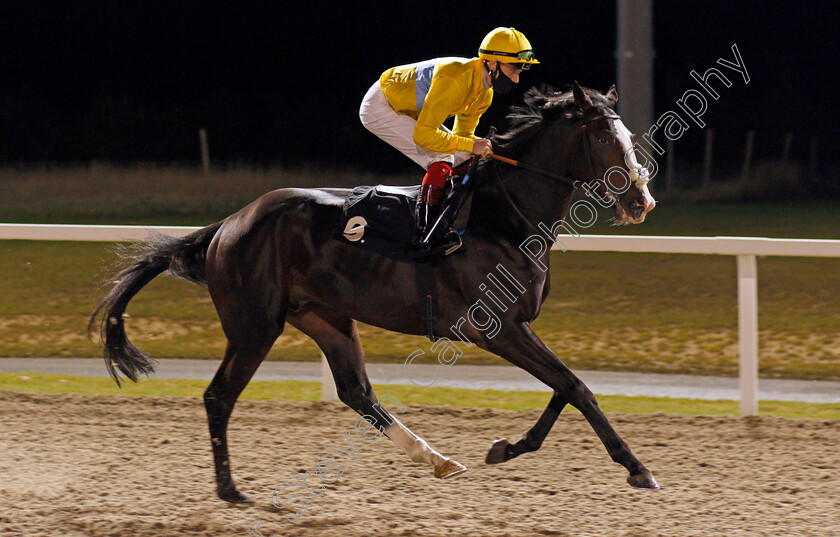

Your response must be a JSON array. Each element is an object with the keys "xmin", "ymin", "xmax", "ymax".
[
  {"xmin": 486, "ymin": 392, "xmax": 567, "ymax": 464},
  {"xmin": 204, "ymin": 339, "xmax": 276, "ymax": 504},
  {"xmin": 288, "ymin": 303, "xmax": 466, "ymax": 479},
  {"xmin": 203, "ymin": 298, "xmax": 281, "ymax": 504}
]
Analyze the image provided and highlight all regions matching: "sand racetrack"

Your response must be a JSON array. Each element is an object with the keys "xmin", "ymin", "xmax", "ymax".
[{"xmin": 1, "ymin": 390, "xmax": 838, "ymax": 537}]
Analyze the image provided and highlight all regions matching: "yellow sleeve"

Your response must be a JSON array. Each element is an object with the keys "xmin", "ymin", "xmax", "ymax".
[
  {"xmin": 453, "ymin": 89, "xmax": 493, "ymax": 141},
  {"xmin": 413, "ymin": 76, "xmax": 476, "ymax": 154}
]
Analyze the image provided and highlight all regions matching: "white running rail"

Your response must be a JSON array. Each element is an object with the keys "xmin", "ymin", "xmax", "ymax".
[{"xmin": 4, "ymin": 223, "xmax": 840, "ymax": 415}]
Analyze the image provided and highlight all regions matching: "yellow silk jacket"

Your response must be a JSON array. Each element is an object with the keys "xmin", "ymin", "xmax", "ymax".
[{"xmin": 379, "ymin": 57, "xmax": 493, "ymax": 154}]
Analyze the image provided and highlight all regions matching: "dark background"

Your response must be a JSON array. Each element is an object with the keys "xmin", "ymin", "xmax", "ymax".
[{"xmin": 1, "ymin": 1, "xmax": 837, "ymax": 173}]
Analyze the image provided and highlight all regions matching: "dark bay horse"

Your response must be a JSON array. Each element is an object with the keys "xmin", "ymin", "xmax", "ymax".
[{"xmin": 90, "ymin": 82, "xmax": 658, "ymax": 505}]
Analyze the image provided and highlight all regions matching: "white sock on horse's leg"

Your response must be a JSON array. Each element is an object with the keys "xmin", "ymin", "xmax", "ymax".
[
  {"xmin": 385, "ymin": 418, "xmax": 446, "ymax": 465},
  {"xmin": 384, "ymin": 418, "xmax": 467, "ymax": 478}
]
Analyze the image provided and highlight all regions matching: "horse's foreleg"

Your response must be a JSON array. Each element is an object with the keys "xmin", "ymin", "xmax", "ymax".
[
  {"xmin": 288, "ymin": 305, "xmax": 466, "ymax": 479},
  {"xmin": 484, "ymin": 322, "xmax": 658, "ymax": 489},
  {"xmin": 485, "ymin": 392, "xmax": 566, "ymax": 464}
]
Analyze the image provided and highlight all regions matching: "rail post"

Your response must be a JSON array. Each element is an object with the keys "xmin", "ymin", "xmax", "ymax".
[
  {"xmin": 703, "ymin": 128, "xmax": 714, "ymax": 188},
  {"xmin": 737, "ymin": 254, "xmax": 759, "ymax": 415},
  {"xmin": 741, "ymin": 130, "xmax": 754, "ymax": 182},
  {"xmin": 199, "ymin": 129, "xmax": 210, "ymax": 176},
  {"xmin": 781, "ymin": 132, "xmax": 793, "ymax": 167}
]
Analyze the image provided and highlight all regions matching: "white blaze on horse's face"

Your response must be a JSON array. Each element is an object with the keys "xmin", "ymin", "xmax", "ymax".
[{"xmin": 614, "ymin": 118, "xmax": 656, "ymax": 223}]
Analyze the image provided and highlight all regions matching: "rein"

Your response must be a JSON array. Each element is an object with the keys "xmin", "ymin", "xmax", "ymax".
[
  {"xmin": 493, "ymin": 170, "xmax": 545, "ymax": 236},
  {"xmin": 490, "ymin": 154, "xmax": 582, "ymax": 189}
]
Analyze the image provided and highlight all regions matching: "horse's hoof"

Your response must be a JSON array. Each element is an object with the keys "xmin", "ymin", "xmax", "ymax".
[
  {"xmin": 434, "ymin": 458, "xmax": 467, "ymax": 479},
  {"xmin": 485, "ymin": 438, "xmax": 511, "ymax": 465},
  {"xmin": 627, "ymin": 471, "xmax": 660, "ymax": 490},
  {"xmin": 219, "ymin": 488, "xmax": 255, "ymax": 505}
]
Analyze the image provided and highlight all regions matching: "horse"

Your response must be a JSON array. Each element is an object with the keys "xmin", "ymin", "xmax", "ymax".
[{"xmin": 89, "ymin": 82, "xmax": 659, "ymax": 505}]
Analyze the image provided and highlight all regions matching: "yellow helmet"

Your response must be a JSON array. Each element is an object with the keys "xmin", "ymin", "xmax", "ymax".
[{"xmin": 478, "ymin": 27, "xmax": 539, "ymax": 66}]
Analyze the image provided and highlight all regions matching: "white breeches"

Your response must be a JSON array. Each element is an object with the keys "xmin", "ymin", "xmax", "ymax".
[{"xmin": 359, "ymin": 81, "xmax": 471, "ymax": 171}]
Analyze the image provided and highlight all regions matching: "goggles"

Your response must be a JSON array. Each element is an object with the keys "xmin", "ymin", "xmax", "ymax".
[{"xmin": 478, "ymin": 48, "xmax": 537, "ymax": 65}]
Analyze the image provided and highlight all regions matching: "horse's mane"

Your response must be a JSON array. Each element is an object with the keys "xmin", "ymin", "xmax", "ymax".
[{"xmin": 490, "ymin": 85, "xmax": 615, "ymax": 159}]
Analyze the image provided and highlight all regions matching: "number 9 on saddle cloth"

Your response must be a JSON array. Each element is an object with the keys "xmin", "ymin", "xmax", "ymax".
[{"xmin": 337, "ymin": 172, "xmax": 474, "ymax": 264}]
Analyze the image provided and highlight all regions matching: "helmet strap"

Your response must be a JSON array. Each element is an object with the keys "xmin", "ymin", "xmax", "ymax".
[{"xmin": 485, "ymin": 61, "xmax": 513, "ymax": 94}]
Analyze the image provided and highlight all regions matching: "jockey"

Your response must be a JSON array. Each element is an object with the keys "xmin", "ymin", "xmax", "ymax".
[{"xmin": 359, "ymin": 27, "xmax": 538, "ymax": 254}]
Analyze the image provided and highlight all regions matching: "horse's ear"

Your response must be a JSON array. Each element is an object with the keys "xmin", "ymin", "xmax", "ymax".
[
  {"xmin": 606, "ymin": 85, "xmax": 618, "ymax": 106},
  {"xmin": 573, "ymin": 81, "xmax": 593, "ymax": 111}
]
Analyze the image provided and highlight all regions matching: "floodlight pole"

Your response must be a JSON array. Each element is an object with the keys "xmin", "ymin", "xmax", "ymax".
[{"xmin": 616, "ymin": 0, "xmax": 654, "ymax": 135}]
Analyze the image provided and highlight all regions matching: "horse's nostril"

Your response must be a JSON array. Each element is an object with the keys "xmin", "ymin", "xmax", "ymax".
[{"xmin": 630, "ymin": 199, "xmax": 644, "ymax": 211}]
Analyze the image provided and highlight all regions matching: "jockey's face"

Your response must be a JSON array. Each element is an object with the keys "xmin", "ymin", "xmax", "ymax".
[
  {"xmin": 499, "ymin": 62, "xmax": 524, "ymax": 83},
  {"xmin": 484, "ymin": 61, "xmax": 523, "ymax": 86}
]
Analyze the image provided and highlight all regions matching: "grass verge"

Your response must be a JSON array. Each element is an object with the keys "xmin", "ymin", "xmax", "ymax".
[
  {"xmin": 2, "ymin": 241, "xmax": 838, "ymax": 380},
  {"xmin": 2, "ymin": 372, "xmax": 838, "ymax": 420}
]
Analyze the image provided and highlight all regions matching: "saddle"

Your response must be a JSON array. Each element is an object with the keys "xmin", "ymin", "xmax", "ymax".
[
  {"xmin": 334, "ymin": 162, "xmax": 477, "ymax": 341},
  {"xmin": 336, "ymin": 175, "xmax": 473, "ymax": 263}
]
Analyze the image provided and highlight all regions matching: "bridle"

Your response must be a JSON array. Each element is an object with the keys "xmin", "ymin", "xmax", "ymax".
[
  {"xmin": 492, "ymin": 111, "xmax": 649, "ymax": 192},
  {"xmin": 488, "ymin": 110, "xmax": 651, "ymax": 234}
]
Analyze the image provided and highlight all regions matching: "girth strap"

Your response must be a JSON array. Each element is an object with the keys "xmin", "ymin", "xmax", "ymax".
[{"xmin": 414, "ymin": 262, "xmax": 439, "ymax": 342}]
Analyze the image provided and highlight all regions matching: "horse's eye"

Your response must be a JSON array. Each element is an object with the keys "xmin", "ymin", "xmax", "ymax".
[{"xmin": 598, "ymin": 137, "xmax": 609, "ymax": 145}]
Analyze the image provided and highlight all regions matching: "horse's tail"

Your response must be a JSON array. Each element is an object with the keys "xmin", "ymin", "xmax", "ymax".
[{"xmin": 88, "ymin": 221, "xmax": 224, "ymax": 386}]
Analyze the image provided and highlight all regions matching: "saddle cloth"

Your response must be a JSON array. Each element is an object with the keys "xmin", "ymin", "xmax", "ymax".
[
  {"xmin": 336, "ymin": 184, "xmax": 419, "ymax": 262},
  {"xmin": 336, "ymin": 178, "xmax": 473, "ymax": 262}
]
